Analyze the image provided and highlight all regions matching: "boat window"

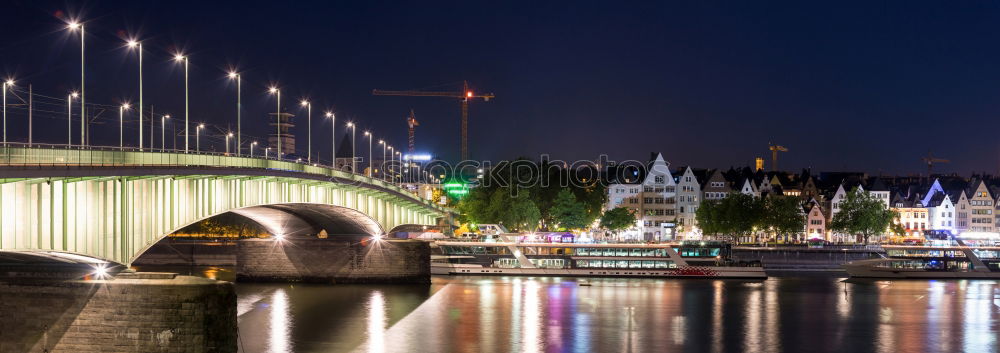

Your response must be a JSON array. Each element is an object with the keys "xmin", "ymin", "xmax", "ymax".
[{"xmin": 616, "ymin": 248, "xmax": 629, "ymax": 257}]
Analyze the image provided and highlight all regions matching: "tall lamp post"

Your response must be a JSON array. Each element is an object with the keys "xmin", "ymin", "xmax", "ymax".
[
  {"xmin": 2, "ymin": 79, "xmax": 12, "ymax": 146},
  {"xmin": 300, "ymin": 100, "xmax": 311, "ymax": 163},
  {"xmin": 67, "ymin": 92, "xmax": 78, "ymax": 146},
  {"xmin": 364, "ymin": 131, "xmax": 372, "ymax": 177},
  {"xmin": 126, "ymin": 40, "xmax": 143, "ymax": 150},
  {"xmin": 346, "ymin": 122, "xmax": 356, "ymax": 173},
  {"xmin": 119, "ymin": 103, "xmax": 131, "ymax": 148},
  {"xmin": 325, "ymin": 112, "xmax": 335, "ymax": 168},
  {"xmin": 250, "ymin": 141, "xmax": 258, "ymax": 158},
  {"xmin": 225, "ymin": 132, "xmax": 233, "ymax": 154},
  {"xmin": 378, "ymin": 140, "xmax": 385, "ymax": 180},
  {"xmin": 161, "ymin": 115, "xmax": 170, "ymax": 151},
  {"xmin": 268, "ymin": 87, "xmax": 281, "ymax": 159},
  {"xmin": 228, "ymin": 72, "xmax": 241, "ymax": 156},
  {"xmin": 173, "ymin": 54, "xmax": 189, "ymax": 152},
  {"xmin": 196, "ymin": 123, "xmax": 204, "ymax": 152},
  {"xmin": 67, "ymin": 22, "xmax": 85, "ymax": 146}
]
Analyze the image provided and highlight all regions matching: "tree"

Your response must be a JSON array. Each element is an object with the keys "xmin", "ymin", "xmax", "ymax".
[
  {"xmin": 695, "ymin": 193, "xmax": 764, "ymax": 242},
  {"xmin": 600, "ymin": 207, "xmax": 636, "ymax": 236},
  {"xmin": 549, "ymin": 189, "xmax": 589, "ymax": 230},
  {"xmin": 762, "ymin": 196, "xmax": 805, "ymax": 242},
  {"xmin": 488, "ymin": 188, "xmax": 541, "ymax": 232},
  {"xmin": 829, "ymin": 188, "xmax": 897, "ymax": 244}
]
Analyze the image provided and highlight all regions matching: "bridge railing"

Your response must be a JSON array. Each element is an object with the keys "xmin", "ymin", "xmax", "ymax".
[{"xmin": 0, "ymin": 143, "xmax": 445, "ymax": 211}]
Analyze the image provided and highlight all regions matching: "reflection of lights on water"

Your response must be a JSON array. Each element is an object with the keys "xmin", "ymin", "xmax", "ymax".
[
  {"xmin": 367, "ymin": 291, "xmax": 386, "ymax": 353},
  {"xmin": 523, "ymin": 280, "xmax": 541, "ymax": 353},
  {"xmin": 269, "ymin": 289, "xmax": 292, "ymax": 353}
]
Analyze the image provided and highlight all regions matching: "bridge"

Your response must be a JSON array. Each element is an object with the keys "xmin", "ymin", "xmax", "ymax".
[{"xmin": 0, "ymin": 144, "xmax": 448, "ymax": 266}]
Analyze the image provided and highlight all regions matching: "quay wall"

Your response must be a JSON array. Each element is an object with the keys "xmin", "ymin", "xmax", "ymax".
[
  {"xmin": 236, "ymin": 238, "xmax": 430, "ymax": 284},
  {"xmin": 0, "ymin": 272, "xmax": 237, "ymax": 353}
]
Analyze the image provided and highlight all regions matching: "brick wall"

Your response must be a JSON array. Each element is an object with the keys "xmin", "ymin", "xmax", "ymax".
[
  {"xmin": 236, "ymin": 238, "xmax": 430, "ymax": 284},
  {"xmin": 0, "ymin": 274, "xmax": 237, "ymax": 353}
]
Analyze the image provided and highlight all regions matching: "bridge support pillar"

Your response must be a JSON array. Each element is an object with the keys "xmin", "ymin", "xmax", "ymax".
[
  {"xmin": 0, "ymin": 271, "xmax": 237, "ymax": 353},
  {"xmin": 236, "ymin": 238, "xmax": 429, "ymax": 284}
]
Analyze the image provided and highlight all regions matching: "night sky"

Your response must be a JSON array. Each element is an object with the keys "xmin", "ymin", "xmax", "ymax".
[{"xmin": 2, "ymin": 1, "xmax": 1000, "ymax": 174}]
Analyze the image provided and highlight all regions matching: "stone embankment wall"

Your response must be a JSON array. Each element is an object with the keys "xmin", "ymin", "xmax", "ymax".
[
  {"xmin": 0, "ymin": 272, "xmax": 237, "ymax": 353},
  {"xmin": 237, "ymin": 238, "xmax": 430, "ymax": 284}
]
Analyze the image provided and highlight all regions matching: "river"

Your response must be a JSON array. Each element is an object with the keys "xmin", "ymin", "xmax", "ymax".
[{"xmin": 150, "ymin": 267, "xmax": 1000, "ymax": 353}]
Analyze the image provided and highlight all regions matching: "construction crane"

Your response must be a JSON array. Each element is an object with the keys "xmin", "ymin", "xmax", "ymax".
[
  {"xmin": 373, "ymin": 81, "xmax": 494, "ymax": 160},
  {"xmin": 768, "ymin": 143, "xmax": 789, "ymax": 172},
  {"xmin": 406, "ymin": 109, "xmax": 419, "ymax": 153},
  {"xmin": 922, "ymin": 152, "xmax": 950, "ymax": 179}
]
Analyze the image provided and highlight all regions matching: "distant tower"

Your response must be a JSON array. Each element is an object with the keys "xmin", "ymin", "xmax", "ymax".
[
  {"xmin": 407, "ymin": 109, "xmax": 419, "ymax": 153},
  {"xmin": 755, "ymin": 157, "xmax": 764, "ymax": 171},
  {"xmin": 269, "ymin": 112, "xmax": 295, "ymax": 156}
]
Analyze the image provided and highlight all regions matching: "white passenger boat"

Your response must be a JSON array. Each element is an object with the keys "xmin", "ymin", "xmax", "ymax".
[
  {"xmin": 431, "ymin": 237, "xmax": 766, "ymax": 279},
  {"xmin": 844, "ymin": 243, "xmax": 1000, "ymax": 279}
]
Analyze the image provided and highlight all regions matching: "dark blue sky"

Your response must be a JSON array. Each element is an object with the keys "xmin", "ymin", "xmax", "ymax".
[{"xmin": 2, "ymin": 1, "xmax": 999, "ymax": 174}]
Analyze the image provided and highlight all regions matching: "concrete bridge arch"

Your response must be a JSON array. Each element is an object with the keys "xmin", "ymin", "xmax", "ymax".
[{"xmin": 0, "ymin": 148, "xmax": 448, "ymax": 265}]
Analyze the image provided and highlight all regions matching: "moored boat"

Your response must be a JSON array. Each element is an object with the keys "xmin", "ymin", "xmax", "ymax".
[
  {"xmin": 431, "ymin": 236, "xmax": 766, "ymax": 279},
  {"xmin": 844, "ymin": 243, "xmax": 1000, "ymax": 278}
]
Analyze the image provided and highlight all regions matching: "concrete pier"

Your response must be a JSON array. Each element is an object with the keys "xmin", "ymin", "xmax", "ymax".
[
  {"xmin": 0, "ymin": 271, "xmax": 237, "ymax": 353},
  {"xmin": 236, "ymin": 238, "xmax": 430, "ymax": 284}
]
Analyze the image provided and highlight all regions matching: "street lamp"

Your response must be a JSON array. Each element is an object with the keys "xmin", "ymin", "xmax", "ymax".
[
  {"xmin": 67, "ymin": 21, "xmax": 85, "ymax": 146},
  {"xmin": 225, "ymin": 132, "xmax": 234, "ymax": 154},
  {"xmin": 196, "ymin": 123, "xmax": 205, "ymax": 152},
  {"xmin": 264, "ymin": 147, "xmax": 271, "ymax": 159},
  {"xmin": 2, "ymin": 79, "xmax": 12, "ymax": 145},
  {"xmin": 119, "ymin": 103, "xmax": 131, "ymax": 149},
  {"xmin": 325, "ymin": 112, "xmax": 335, "ymax": 168},
  {"xmin": 174, "ymin": 54, "xmax": 189, "ymax": 152},
  {"xmin": 268, "ymin": 87, "xmax": 281, "ymax": 159},
  {"xmin": 378, "ymin": 140, "xmax": 385, "ymax": 179},
  {"xmin": 228, "ymin": 71, "xmax": 241, "ymax": 156},
  {"xmin": 161, "ymin": 115, "xmax": 170, "ymax": 151},
  {"xmin": 126, "ymin": 39, "xmax": 143, "ymax": 150},
  {"xmin": 67, "ymin": 92, "xmax": 78, "ymax": 146},
  {"xmin": 250, "ymin": 141, "xmax": 258, "ymax": 158},
  {"xmin": 395, "ymin": 150, "xmax": 402, "ymax": 183},
  {"xmin": 346, "ymin": 122, "xmax": 356, "ymax": 173},
  {"xmin": 364, "ymin": 131, "xmax": 372, "ymax": 177},
  {"xmin": 300, "ymin": 100, "xmax": 311, "ymax": 163}
]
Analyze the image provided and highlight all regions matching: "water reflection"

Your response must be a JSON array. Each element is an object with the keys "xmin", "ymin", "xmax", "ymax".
[
  {"xmin": 270, "ymin": 289, "xmax": 292, "ymax": 353},
  {"xmin": 366, "ymin": 291, "xmax": 386, "ymax": 353},
  {"xmin": 139, "ymin": 266, "xmax": 1000, "ymax": 353}
]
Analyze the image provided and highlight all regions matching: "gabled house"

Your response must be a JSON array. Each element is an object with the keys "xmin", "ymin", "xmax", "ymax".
[
  {"xmin": 966, "ymin": 179, "xmax": 994, "ymax": 233},
  {"xmin": 804, "ymin": 199, "xmax": 827, "ymax": 240},
  {"xmin": 674, "ymin": 166, "xmax": 702, "ymax": 239},
  {"xmin": 702, "ymin": 170, "xmax": 732, "ymax": 201}
]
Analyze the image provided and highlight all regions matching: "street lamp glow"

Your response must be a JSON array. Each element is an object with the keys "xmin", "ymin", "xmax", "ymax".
[
  {"xmin": 268, "ymin": 87, "xmax": 281, "ymax": 158},
  {"xmin": 161, "ymin": 115, "xmax": 170, "ymax": 151},
  {"xmin": 227, "ymin": 71, "xmax": 241, "ymax": 155},
  {"xmin": 4, "ymin": 79, "xmax": 13, "ymax": 86},
  {"xmin": 126, "ymin": 40, "xmax": 138, "ymax": 48},
  {"xmin": 67, "ymin": 22, "xmax": 81, "ymax": 30},
  {"xmin": 118, "ymin": 103, "xmax": 131, "ymax": 148},
  {"xmin": 174, "ymin": 54, "xmax": 186, "ymax": 61},
  {"xmin": 325, "ymin": 112, "xmax": 332, "ymax": 118},
  {"xmin": 70, "ymin": 92, "xmax": 79, "ymax": 98},
  {"xmin": 300, "ymin": 100, "xmax": 312, "ymax": 163}
]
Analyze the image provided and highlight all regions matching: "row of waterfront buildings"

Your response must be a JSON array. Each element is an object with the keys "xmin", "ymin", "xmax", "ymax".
[{"xmin": 604, "ymin": 153, "xmax": 998, "ymax": 242}]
